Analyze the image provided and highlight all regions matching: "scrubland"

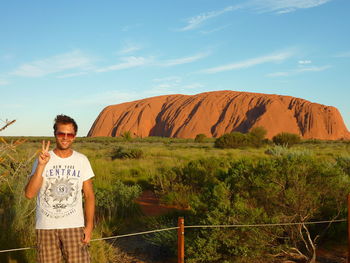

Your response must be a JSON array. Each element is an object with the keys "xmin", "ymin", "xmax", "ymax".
[{"xmin": 1, "ymin": 136, "xmax": 349, "ymax": 263}]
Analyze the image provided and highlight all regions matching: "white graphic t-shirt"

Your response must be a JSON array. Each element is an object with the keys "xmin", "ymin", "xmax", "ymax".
[{"xmin": 30, "ymin": 150, "xmax": 95, "ymax": 229}]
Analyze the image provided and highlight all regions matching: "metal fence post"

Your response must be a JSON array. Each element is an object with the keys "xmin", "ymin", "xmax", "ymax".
[{"xmin": 178, "ymin": 217, "xmax": 185, "ymax": 263}]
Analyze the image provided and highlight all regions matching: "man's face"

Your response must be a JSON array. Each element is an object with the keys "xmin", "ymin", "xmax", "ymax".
[{"xmin": 55, "ymin": 123, "xmax": 76, "ymax": 150}]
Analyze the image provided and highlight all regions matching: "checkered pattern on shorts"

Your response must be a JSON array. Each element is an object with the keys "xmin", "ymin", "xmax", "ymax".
[{"xmin": 36, "ymin": 227, "xmax": 90, "ymax": 263}]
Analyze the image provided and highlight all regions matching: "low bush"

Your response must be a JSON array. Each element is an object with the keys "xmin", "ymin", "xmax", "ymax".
[
  {"xmin": 215, "ymin": 128, "xmax": 268, "ymax": 149},
  {"xmin": 272, "ymin": 132, "xmax": 301, "ymax": 147},
  {"xmin": 95, "ymin": 180, "xmax": 142, "ymax": 221},
  {"xmin": 111, "ymin": 146, "xmax": 144, "ymax": 159},
  {"xmin": 194, "ymin": 133, "xmax": 207, "ymax": 143},
  {"xmin": 265, "ymin": 145, "xmax": 312, "ymax": 157},
  {"xmin": 248, "ymin": 126, "xmax": 267, "ymax": 147},
  {"xmin": 149, "ymin": 154, "xmax": 349, "ymax": 263},
  {"xmin": 335, "ymin": 155, "xmax": 350, "ymax": 175},
  {"xmin": 214, "ymin": 132, "xmax": 249, "ymax": 148},
  {"xmin": 152, "ymin": 158, "xmax": 228, "ymax": 208},
  {"xmin": 121, "ymin": 131, "xmax": 132, "ymax": 141}
]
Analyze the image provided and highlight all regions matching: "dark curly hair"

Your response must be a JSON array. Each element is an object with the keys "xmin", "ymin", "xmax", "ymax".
[{"xmin": 53, "ymin": 115, "xmax": 78, "ymax": 135}]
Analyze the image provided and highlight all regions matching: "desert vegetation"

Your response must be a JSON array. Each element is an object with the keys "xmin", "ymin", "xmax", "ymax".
[
  {"xmin": 214, "ymin": 127, "xmax": 269, "ymax": 148},
  {"xmin": 272, "ymin": 132, "xmax": 302, "ymax": 147},
  {"xmin": 1, "ymin": 130, "xmax": 349, "ymax": 262}
]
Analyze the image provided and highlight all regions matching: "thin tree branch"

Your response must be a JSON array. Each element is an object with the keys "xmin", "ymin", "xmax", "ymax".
[{"xmin": 0, "ymin": 119, "xmax": 16, "ymax": 132}]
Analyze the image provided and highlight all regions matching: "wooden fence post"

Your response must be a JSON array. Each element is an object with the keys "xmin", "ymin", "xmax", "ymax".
[
  {"xmin": 178, "ymin": 217, "xmax": 185, "ymax": 263},
  {"xmin": 348, "ymin": 194, "xmax": 350, "ymax": 263}
]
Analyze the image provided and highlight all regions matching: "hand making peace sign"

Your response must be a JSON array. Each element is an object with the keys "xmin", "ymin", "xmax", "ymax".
[{"xmin": 38, "ymin": 140, "xmax": 51, "ymax": 165}]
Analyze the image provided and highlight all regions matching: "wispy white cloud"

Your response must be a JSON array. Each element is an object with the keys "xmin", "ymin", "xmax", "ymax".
[
  {"xmin": 159, "ymin": 52, "xmax": 209, "ymax": 67},
  {"xmin": 298, "ymin": 60, "xmax": 312, "ymax": 64},
  {"xmin": 2, "ymin": 54, "xmax": 14, "ymax": 61},
  {"xmin": 56, "ymin": 72, "xmax": 88, "ymax": 79},
  {"xmin": 181, "ymin": 83, "xmax": 204, "ymax": 90},
  {"xmin": 117, "ymin": 42, "xmax": 142, "ymax": 55},
  {"xmin": 179, "ymin": 5, "xmax": 240, "ymax": 31},
  {"xmin": 96, "ymin": 56, "xmax": 151, "ymax": 73},
  {"xmin": 151, "ymin": 76, "xmax": 183, "ymax": 92},
  {"xmin": 297, "ymin": 65, "xmax": 331, "ymax": 72},
  {"xmin": 0, "ymin": 79, "xmax": 10, "ymax": 86},
  {"xmin": 70, "ymin": 79, "xmax": 204, "ymax": 106},
  {"xmin": 334, "ymin": 51, "xmax": 350, "ymax": 58},
  {"xmin": 147, "ymin": 83, "xmax": 204, "ymax": 96},
  {"xmin": 200, "ymin": 51, "xmax": 293, "ymax": 74},
  {"xmin": 11, "ymin": 50, "xmax": 94, "ymax": 77},
  {"xmin": 153, "ymin": 76, "xmax": 182, "ymax": 83},
  {"xmin": 149, "ymin": 74, "xmax": 204, "ymax": 96},
  {"xmin": 200, "ymin": 24, "xmax": 231, "ymax": 35},
  {"xmin": 121, "ymin": 24, "xmax": 142, "ymax": 32},
  {"xmin": 69, "ymin": 90, "xmax": 143, "ymax": 106},
  {"xmin": 267, "ymin": 65, "xmax": 331, "ymax": 77},
  {"xmin": 249, "ymin": 0, "xmax": 333, "ymax": 14},
  {"xmin": 1, "ymin": 103, "xmax": 23, "ymax": 109},
  {"xmin": 266, "ymin": 71, "xmax": 290, "ymax": 77}
]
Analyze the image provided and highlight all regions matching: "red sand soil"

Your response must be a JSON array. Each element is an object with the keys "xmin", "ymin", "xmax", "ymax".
[
  {"xmin": 115, "ymin": 191, "xmax": 180, "ymax": 263},
  {"xmin": 88, "ymin": 90, "xmax": 350, "ymax": 140},
  {"xmin": 135, "ymin": 190, "xmax": 184, "ymax": 216}
]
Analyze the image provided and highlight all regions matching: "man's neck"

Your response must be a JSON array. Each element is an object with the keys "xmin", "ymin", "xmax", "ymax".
[{"xmin": 53, "ymin": 148, "xmax": 73, "ymax": 158}]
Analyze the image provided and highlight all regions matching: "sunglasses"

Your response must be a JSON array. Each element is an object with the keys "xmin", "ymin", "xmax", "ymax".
[{"xmin": 55, "ymin": 132, "xmax": 76, "ymax": 139}]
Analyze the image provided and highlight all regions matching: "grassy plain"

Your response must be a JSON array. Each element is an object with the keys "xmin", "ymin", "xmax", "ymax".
[{"xmin": 1, "ymin": 136, "xmax": 350, "ymax": 262}]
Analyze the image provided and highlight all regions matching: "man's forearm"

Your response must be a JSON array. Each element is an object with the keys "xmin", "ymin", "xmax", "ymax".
[
  {"xmin": 82, "ymin": 179, "xmax": 95, "ymax": 243},
  {"xmin": 84, "ymin": 194, "xmax": 95, "ymax": 230},
  {"xmin": 24, "ymin": 164, "xmax": 45, "ymax": 199}
]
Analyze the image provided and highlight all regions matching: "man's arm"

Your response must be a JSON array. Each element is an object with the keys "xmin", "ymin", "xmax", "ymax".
[
  {"xmin": 25, "ymin": 163, "xmax": 45, "ymax": 199},
  {"xmin": 25, "ymin": 141, "xmax": 50, "ymax": 199},
  {"xmin": 82, "ymin": 179, "xmax": 95, "ymax": 244}
]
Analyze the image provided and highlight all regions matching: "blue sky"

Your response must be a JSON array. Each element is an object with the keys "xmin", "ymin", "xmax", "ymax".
[{"xmin": 1, "ymin": 0, "xmax": 349, "ymax": 136}]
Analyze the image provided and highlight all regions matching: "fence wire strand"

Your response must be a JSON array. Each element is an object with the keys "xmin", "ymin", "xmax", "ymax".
[
  {"xmin": 0, "ymin": 219, "xmax": 346, "ymax": 253},
  {"xmin": 184, "ymin": 219, "xmax": 347, "ymax": 229}
]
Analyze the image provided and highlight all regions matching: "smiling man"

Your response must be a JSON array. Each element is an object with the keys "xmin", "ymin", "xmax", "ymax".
[{"xmin": 25, "ymin": 115, "xmax": 95, "ymax": 263}]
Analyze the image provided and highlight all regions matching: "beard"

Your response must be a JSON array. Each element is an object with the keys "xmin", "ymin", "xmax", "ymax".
[{"xmin": 56, "ymin": 140, "xmax": 73, "ymax": 150}]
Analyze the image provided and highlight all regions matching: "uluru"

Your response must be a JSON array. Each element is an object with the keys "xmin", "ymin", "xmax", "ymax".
[{"xmin": 88, "ymin": 90, "xmax": 350, "ymax": 140}]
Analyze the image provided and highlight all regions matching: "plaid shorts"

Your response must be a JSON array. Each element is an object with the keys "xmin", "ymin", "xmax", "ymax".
[{"xmin": 36, "ymin": 227, "xmax": 90, "ymax": 263}]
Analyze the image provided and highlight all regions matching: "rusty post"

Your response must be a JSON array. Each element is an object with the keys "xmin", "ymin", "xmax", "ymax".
[
  {"xmin": 348, "ymin": 194, "xmax": 350, "ymax": 263},
  {"xmin": 178, "ymin": 217, "xmax": 185, "ymax": 263}
]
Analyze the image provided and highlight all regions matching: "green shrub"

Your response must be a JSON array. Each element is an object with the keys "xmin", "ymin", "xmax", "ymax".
[
  {"xmin": 148, "ymin": 154, "xmax": 350, "ymax": 263},
  {"xmin": 0, "ymin": 138, "xmax": 37, "ymax": 262},
  {"xmin": 95, "ymin": 180, "xmax": 141, "ymax": 221},
  {"xmin": 335, "ymin": 155, "xmax": 350, "ymax": 175},
  {"xmin": 160, "ymin": 184, "xmax": 193, "ymax": 208},
  {"xmin": 214, "ymin": 132, "xmax": 249, "ymax": 148},
  {"xmin": 152, "ymin": 158, "xmax": 229, "ymax": 208},
  {"xmin": 265, "ymin": 145, "xmax": 312, "ymax": 157},
  {"xmin": 183, "ymin": 154, "xmax": 350, "ymax": 263},
  {"xmin": 110, "ymin": 146, "xmax": 143, "ymax": 159},
  {"xmin": 142, "ymin": 213, "xmax": 187, "ymax": 260},
  {"xmin": 248, "ymin": 126, "xmax": 267, "ymax": 147},
  {"xmin": 272, "ymin": 132, "xmax": 301, "ymax": 147},
  {"xmin": 121, "ymin": 130, "xmax": 132, "ymax": 141},
  {"xmin": 194, "ymin": 133, "xmax": 207, "ymax": 143},
  {"xmin": 215, "ymin": 129, "xmax": 268, "ymax": 149}
]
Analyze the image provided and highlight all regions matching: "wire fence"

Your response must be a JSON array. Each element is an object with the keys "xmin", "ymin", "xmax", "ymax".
[{"xmin": 0, "ymin": 218, "xmax": 346, "ymax": 254}]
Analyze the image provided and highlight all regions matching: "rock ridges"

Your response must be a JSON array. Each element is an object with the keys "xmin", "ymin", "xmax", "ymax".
[{"xmin": 88, "ymin": 90, "xmax": 350, "ymax": 140}]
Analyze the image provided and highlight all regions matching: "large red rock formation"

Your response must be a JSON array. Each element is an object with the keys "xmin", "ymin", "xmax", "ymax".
[{"xmin": 88, "ymin": 90, "xmax": 350, "ymax": 140}]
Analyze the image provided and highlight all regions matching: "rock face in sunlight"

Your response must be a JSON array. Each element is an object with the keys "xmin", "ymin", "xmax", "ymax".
[{"xmin": 88, "ymin": 90, "xmax": 350, "ymax": 140}]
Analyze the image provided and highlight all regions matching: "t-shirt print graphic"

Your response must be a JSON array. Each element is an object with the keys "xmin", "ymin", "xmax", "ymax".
[{"xmin": 40, "ymin": 177, "xmax": 79, "ymax": 219}]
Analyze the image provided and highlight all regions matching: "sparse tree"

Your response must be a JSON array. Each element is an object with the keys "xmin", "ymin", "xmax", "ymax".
[
  {"xmin": 194, "ymin": 133, "xmax": 207, "ymax": 143},
  {"xmin": 248, "ymin": 126, "xmax": 267, "ymax": 147},
  {"xmin": 121, "ymin": 130, "xmax": 132, "ymax": 141},
  {"xmin": 272, "ymin": 132, "xmax": 301, "ymax": 147}
]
